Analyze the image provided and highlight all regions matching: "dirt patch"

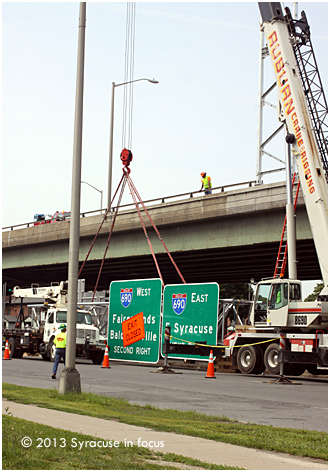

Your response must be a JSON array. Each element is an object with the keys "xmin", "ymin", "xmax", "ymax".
[{"xmin": 145, "ymin": 459, "xmax": 206, "ymax": 470}]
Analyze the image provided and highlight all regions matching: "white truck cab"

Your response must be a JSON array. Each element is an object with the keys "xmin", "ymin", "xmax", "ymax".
[
  {"xmin": 9, "ymin": 282, "xmax": 106, "ymax": 364},
  {"xmin": 43, "ymin": 307, "xmax": 103, "ymax": 361},
  {"xmin": 251, "ymin": 278, "xmax": 327, "ymax": 331}
]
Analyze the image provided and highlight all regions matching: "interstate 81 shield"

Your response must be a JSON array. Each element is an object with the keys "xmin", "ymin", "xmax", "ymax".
[{"xmin": 162, "ymin": 283, "xmax": 219, "ymax": 360}]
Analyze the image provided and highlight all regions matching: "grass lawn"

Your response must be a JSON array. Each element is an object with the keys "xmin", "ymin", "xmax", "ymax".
[
  {"xmin": 3, "ymin": 383, "xmax": 328, "ymax": 461},
  {"xmin": 3, "ymin": 415, "xmax": 240, "ymax": 470}
]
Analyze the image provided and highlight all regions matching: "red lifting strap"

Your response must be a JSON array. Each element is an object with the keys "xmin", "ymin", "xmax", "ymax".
[
  {"xmin": 127, "ymin": 174, "xmax": 186, "ymax": 285},
  {"xmin": 80, "ymin": 153, "xmax": 186, "ymax": 300}
]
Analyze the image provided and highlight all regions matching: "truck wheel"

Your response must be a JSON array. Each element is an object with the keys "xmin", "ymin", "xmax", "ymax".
[
  {"xmin": 90, "ymin": 351, "xmax": 104, "ymax": 365},
  {"xmin": 285, "ymin": 363, "xmax": 306, "ymax": 376},
  {"xmin": 8, "ymin": 338, "xmax": 16, "ymax": 358},
  {"xmin": 49, "ymin": 341, "xmax": 56, "ymax": 363},
  {"xmin": 16, "ymin": 347, "xmax": 24, "ymax": 359},
  {"xmin": 237, "ymin": 345, "xmax": 264, "ymax": 374},
  {"xmin": 307, "ymin": 365, "xmax": 328, "ymax": 376},
  {"xmin": 264, "ymin": 343, "xmax": 280, "ymax": 375}
]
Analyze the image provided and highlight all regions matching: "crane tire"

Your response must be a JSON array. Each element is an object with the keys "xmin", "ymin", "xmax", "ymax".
[
  {"xmin": 307, "ymin": 365, "xmax": 328, "ymax": 376},
  {"xmin": 285, "ymin": 363, "xmax": 306, "ymax": 376},
  {"xmin": 237, "ymin": 345, "xmax": 264, "ymax": 375},
  {"xmin": 264, "ymin": 343, "xmax": 280, "ymax": 375}
]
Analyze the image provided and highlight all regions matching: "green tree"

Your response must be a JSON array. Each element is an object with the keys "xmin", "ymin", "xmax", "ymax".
[
  {"xmin": 220, "ymin": 283, "xmax": 253, "ymax": 321},
  {"xmin": 304, "ymin": 283, "xmax": 324, "ymax": 302},
  {"xmin": 220, "ymin": 283, "xmax": 253, "ymax": 300}
]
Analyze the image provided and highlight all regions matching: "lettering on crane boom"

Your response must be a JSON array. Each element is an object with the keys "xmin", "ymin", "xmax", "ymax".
[{"xmin": 267, "ymin": 29, "xmax": 315, "ymax": 194}]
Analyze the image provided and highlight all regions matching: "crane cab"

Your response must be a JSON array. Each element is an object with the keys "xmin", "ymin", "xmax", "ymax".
[
  {"xmin": 251, "ymin": 278, "xmax": 302, "ymax": 327},
  {"xmin": 251, "ymin": 278, "xmax": 327, "ymax": 331}
]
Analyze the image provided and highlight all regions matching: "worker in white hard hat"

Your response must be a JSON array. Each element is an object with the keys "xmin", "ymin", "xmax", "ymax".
[{"xmin": 200, "ymin": 172, "xmax": 212, "ymax": 195}]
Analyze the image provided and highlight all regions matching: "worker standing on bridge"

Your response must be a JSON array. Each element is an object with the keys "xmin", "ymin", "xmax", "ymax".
[
  {"xmin": 51, "ymin": 324, "xmax": 67, "ymax": 379},
  {"xmin": 200, "ymin": 172, "xmax": 212, "ymax": 195}
]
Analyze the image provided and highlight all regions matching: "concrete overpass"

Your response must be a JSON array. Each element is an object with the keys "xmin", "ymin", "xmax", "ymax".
[{"xmin": 2, "ymin": 181, "xmax": 321, "ymax": 291}]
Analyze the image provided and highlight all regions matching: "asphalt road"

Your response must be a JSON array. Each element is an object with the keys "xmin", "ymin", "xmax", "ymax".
[{"xmin": 2, "ymin": 356, "xmax": 328, "ymax": 432}]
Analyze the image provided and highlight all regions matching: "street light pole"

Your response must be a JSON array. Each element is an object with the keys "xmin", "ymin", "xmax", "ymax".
[
  {"xmin": 108, "ymin": 81, "xmax": 115, "ymax": 210},
  {"xmin": 81, "ymin": 181, "xmax": 103, "ymax": 215},
  {"xmin": 59, "ymin": 1, "xmax": 86, "ymax": 395},
  {"xmin": 107, "ymin": 78, "xmax": 159, "ymax": 208}
]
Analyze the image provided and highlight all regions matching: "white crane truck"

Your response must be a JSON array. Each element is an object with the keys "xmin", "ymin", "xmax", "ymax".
[
  {"xmin": 3, "ymin": 281, "xmax": 106, "ymax": 364},
  {"xmin": 166, "ymin": 3, "xmax": 328, "ymax": 377}
]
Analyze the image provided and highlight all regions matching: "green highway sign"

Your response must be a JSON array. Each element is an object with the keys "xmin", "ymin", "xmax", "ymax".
[
  {"xmin": 162, "ymin": 283, "xmax": 219, "ymax": 360},
  {"xmin": 108, "ymin": 279, "xmax": 162, "ymax": 363}
]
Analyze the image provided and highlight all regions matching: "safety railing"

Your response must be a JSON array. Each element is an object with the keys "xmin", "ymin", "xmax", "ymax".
[{"xmin": 2, "ymin": 180, "xmax": 257, "ymax": 232}]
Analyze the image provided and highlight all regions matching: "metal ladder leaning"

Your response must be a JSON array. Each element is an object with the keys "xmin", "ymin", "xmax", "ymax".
[{"xmin": 274, "ymin": 173, "xmax": 300, "ymax": 278}]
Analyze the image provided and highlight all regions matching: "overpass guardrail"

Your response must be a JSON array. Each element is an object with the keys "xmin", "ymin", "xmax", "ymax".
[{"xmin": 2, "ymin": 180, "xmax": 257, "ymax": 232}]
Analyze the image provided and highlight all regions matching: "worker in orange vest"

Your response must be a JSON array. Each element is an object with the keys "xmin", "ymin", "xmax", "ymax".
[
  {"xmin": 51, "ymin": 324, "xmax": 67, "ymax": 379},
  {"xmin": 200, "ymin": 172, "xmax": 212, "ymax": 195}
]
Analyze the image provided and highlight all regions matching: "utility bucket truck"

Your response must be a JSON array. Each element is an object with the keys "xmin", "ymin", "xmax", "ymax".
[
  {"xmin": 3, "ymin": 281, "xmax": 106, "ymax": 364},
  {"xmin": 165, "ymin": 2, "xmax": 328, "ymax": 377}
]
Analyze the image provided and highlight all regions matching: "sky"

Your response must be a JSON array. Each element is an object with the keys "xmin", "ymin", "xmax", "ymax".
[{"xmin": 2, "ymin": 2, "xmax": 328, "ymax": 296}]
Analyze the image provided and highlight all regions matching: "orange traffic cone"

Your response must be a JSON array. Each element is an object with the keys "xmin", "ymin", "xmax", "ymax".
[
  {"xmin": 101, "ymin": 345, "xmax": 111, "ymax": 369},
  {"xmin": 205, "ymin": 350, "xmax": 216, "ymax": 378},
  {"xmin": 3, "ymin": 340, "xmax": 11, "ymax": 360}
]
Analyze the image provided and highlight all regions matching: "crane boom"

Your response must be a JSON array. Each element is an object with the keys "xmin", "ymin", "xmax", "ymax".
[
  {"xmin": 258, "ymin": 3, "xmax": 328, "ymax": 290},
  {"xmin": 12, "ymin": 281, "xmax": 68, "ymax": 308},
  {"xmin": 164, "ymin": 3, "xmax": 328, "ymax": 377}
]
